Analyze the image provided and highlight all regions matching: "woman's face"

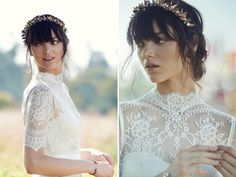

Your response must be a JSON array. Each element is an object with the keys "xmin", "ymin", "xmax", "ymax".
[
  {"xmin": 137, "ymin": 22, "xmax": 185, "ymax": 84},
  {"xmin": 30, "ymin": 30, "xmax": 64, "ymax": 75}
]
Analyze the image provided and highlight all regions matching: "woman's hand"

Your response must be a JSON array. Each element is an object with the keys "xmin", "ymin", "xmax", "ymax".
[
  {"xmin": 91, "ymin": 149, "xmax": 115, "ymax": 167},
  {"xmin": 93, "ymin": 161, "xmax": 114, "ymax": 177},
  {"xmin": 80, "ymin": 148, "xmax": 115, "ymax": 167},
  {"xmin": 215, "ymin": 145, "xmax": 236, "ymax": 177},
  {"xmin": 167, "ymin": 145, "xmax": 222, "ymax": 177}
]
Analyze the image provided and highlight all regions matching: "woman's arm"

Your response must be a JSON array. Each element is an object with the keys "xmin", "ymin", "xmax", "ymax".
[
  {"xmin": 23, "ymin": 86, "xmax": 113, "ymax": 177},
  {"xmin": 25, "ymin": 147, "xmax": 95, "ymax": 175},
  {"xmin": 25, "ymin": 147, "xmax": 113, "ymax": 176}
]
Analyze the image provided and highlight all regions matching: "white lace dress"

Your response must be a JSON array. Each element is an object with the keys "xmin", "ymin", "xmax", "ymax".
[
  {"xmin": 22, "ymin": 72, "xmax": 82, "ymax": 177},
  {"xmin": 120, "ymin": 88, "xmax": 236, "ymax": 177}
]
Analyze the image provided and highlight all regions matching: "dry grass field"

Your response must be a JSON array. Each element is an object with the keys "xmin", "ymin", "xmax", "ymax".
[{"xmin": 0, "ymin": 109, "xmax": 117, "ymax": 177}]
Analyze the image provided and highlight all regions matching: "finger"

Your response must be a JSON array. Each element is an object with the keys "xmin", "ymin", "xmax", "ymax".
[
  {"xmin": 191, "ymin": 151, "xmax": 222, "ymax": 160},
  {"xmin": 188, "ymin": 165, "xmax": 209, "ymax": 175},
  {"xmin": 220, "ymin": 159, "xmax": 236, "ymax": 176},
  {"xmin": 102, "ymin": 154, "xmax": 115, "ymax": 166},
  {"xmin": 223, "ymin": 152, "xmax": 236, "ymax": 168},
  {"xmin": 189, "ymin": 145, "xmax": 218, "ymax": 152},
  {"xmin": 218, "ymin": 146, "xmax": 236, "ymax": 159},
  {"xmin": 108, "ymin": 165, "xmax": 114, "ymax": 177},
  {"xmin": 95, "ymin": 155, "xmax": 107, "ymax": 162},
  {"xmin": 189, "ymin": 156, "xmax": 219, "ymax": 166},
  {"xmin": 215, "ymin": 165, "xmax": 232, "ymax": 177}
]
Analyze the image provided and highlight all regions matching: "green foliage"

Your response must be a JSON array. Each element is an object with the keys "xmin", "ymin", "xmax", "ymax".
[
  {"xmin": 0, "ymin": 92, "xmax": 15, "ymax": 109},
  {"xmin": 0, "ymin": 45, "xmax": 24, "ymax": 104},
  {"xmin": 68, "ymin": 66, "xmax": 117, "ymax": 114}
]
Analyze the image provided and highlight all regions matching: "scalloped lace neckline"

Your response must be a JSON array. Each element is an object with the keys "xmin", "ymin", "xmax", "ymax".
[{"xmin": 143, "ymin": 88, "xmax": 203, "ymax": 112}]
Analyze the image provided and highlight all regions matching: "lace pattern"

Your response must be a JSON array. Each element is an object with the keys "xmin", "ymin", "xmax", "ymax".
[
  {"xmin": 23, "ymin": 85, "xmax": 54, "ymax": 151},
  {"xmin": 22, "ymin": 72, "xmax": 82, "ymax": 156},
  {"xmin": 120, "ymin": 88, "xmax": 236, "ymax": 177}
]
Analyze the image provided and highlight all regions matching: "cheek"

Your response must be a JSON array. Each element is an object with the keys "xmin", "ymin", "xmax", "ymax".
[
  {"xmin": 57, "ymin": 45, "xmax": 65, "ymax": 57},
  {"xmin": 137, "ymin": 50, "xmax": 144, "ymax": 65},
  {"xmin": 31, "ymin": 48, "xmax": 42, "ymax": 59}
]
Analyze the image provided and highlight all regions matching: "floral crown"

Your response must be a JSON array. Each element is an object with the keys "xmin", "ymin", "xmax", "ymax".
[
  {"xmin": 21, "ymin": 14, "xmax": 67, "ymax": 43},
  {"xmin": 133, "ymin": 0, "xmax": 195, "ymax": 27}
]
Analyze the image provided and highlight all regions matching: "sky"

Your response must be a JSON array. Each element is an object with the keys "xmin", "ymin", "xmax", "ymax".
[{"xmin": 0, "ymin": 0, "xmax": 118, "ymax": 68}]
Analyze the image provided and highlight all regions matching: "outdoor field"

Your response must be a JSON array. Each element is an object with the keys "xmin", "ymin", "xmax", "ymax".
[{"xmin": 0, "ymin": 109, "xmax": 117, "ymax": 177}]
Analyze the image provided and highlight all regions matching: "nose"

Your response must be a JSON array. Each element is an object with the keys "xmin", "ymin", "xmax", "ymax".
[
  {"xmin": 42, "ymin": 43, "xmax": 52, "ymax": 55},
  {"xmin": 142, "ymin": 40, "xmax": 156, "ymax": 59}
]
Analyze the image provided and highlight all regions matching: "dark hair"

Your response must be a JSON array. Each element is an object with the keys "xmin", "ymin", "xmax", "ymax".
[
  {"xmin": 126, "ymin": 0, "xmax": 208, "ymax": 82},
  {"xmin": 23, "ymin": 14, "xmax": 69, "ymax": 73},
  {"xmin": 24, "ymin": 15, "xmax": 69, "ymax": 57}
]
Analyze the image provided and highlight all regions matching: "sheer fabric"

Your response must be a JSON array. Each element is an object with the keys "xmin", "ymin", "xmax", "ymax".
[
  {"xmin": 120, "ymin": 88, "xmax": 236, "ymax": 177},
  {"xmin": 22, "ymin": 72, "xmax": 82, "ymax": 177}
]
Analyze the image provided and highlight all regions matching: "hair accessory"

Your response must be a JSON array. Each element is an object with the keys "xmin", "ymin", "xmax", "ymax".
[
  {"xmin": 21, "ymin": 14, "xmax": 67, "ymax": 42},
  {"xmin": 133, "ymin": 0, "xmax": 195, "ymax": 27}
]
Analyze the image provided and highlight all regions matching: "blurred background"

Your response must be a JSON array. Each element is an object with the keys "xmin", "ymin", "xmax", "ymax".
[
  {"xmin": 119, "ymin": 0, "xmax": 236, "ymax": 116},
  {"xmin": 0, "ymin": 0, "xmax": 117, "ymax": 176}
]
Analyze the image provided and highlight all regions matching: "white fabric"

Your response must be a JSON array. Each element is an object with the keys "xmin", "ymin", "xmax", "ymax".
[
  {"xmin": 120, "ymin": 88, "xmax": 236, "ymax": 177},
  {"xmin": 22, "ymin": 71, "xmax": 82, "ymax": 177}
]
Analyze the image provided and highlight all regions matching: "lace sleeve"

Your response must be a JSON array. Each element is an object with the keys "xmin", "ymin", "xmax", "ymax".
[{"xmin": 23, "ymin": 85, "xmax": 54, "ymax": 151}]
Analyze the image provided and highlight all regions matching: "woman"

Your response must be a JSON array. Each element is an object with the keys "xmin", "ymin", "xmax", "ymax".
[
  {"xmin": 119, "ymin": 1, "xmax": 236, "ymax": 177},
  {"xmin": 21, "ymin": 14, "xmax": 114, "ymax": 177}
]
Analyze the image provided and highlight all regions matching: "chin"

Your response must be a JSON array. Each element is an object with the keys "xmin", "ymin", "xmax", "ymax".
[{"xmin": 148, "ymin": 76, "xmax": 167, "ymax": 84}]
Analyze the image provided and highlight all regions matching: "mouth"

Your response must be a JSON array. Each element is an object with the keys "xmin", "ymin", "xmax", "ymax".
[
  {"xmin": 42, "ymin": 57, "xmax": 55, "ymax": 61},
  {"xmin": 144, "ymin": 62, "xmax": 160, "ymax": 69}
]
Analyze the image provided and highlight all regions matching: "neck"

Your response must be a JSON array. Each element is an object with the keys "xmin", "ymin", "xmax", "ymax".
[
  {"xmin": 156, "ymin": 73, "xmax": 196, "ymax": 95},
  {"xmin": 38, "ymin": 67, "xmax": 62, "ymax": 75}
]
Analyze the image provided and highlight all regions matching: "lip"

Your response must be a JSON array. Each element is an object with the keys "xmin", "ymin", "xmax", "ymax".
[
  {"xmin": 144, "ymin": 61, "xmax": 160, "ymax": 69},
  {"xmin": 42, "ymin": 57, "xmax": 55, "ymax": 61}
]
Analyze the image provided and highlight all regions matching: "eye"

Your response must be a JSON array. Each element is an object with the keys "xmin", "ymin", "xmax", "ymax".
[
  {"xmin": 51, "ymin": 40, "xmax": 60, "ymax": 45},
  {"xmin": 153, "ymin": 37, "xmax": 166, "ymax": 45},
  {"xmin": 32, "ymin": 43, "xmax": 41, "ymax": 47},
  {"xmin": 136, "ymin": 41, "xmax": 145, "ymax": 49}
]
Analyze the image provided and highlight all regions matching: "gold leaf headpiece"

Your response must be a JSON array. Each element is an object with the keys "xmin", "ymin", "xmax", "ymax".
[
  {"xmin": 21, "ymin": 14, "xmax": 67, "ymax": 43},
  {"xmin": 133, "ymin": 0, "xmax": 194, "ymax": 27}
]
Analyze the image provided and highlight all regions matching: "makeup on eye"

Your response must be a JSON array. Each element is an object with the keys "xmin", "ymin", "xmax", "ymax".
[
  {"xmin": 135, "ymin": 34, "xmax": 169, "ymax": 48},
  {"xmin": 136, "ymin": 41, "xmax": 145, "ymax": 48},
  {"xmin": 51, "ymin": 39, "xmax": 60, "ymax": 45},
  {"xmin": 32, "ymin": 39, "xmax": 60, "ymax": 47},
  {"xmin": 152, "ymin": 33, "xmax": 169, "ymax": 44}
]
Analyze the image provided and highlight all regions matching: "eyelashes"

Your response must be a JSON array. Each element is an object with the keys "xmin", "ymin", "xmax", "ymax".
[
  {"xmin": 136, "ymin": 37, "xmax": 167, "ymax": 49},
  {"xmin": 31, "ymin": 39, "xmax": 60, "ymax": 47}
]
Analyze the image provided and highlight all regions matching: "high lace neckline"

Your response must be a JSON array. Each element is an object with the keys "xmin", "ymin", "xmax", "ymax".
[
  {"xmin": 143, "ymin": 88, "xmax": 203, "ymax": 112},
  {"xmin": 35, "ymin": 71, "xmax": 63, "ymax": 86}
]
